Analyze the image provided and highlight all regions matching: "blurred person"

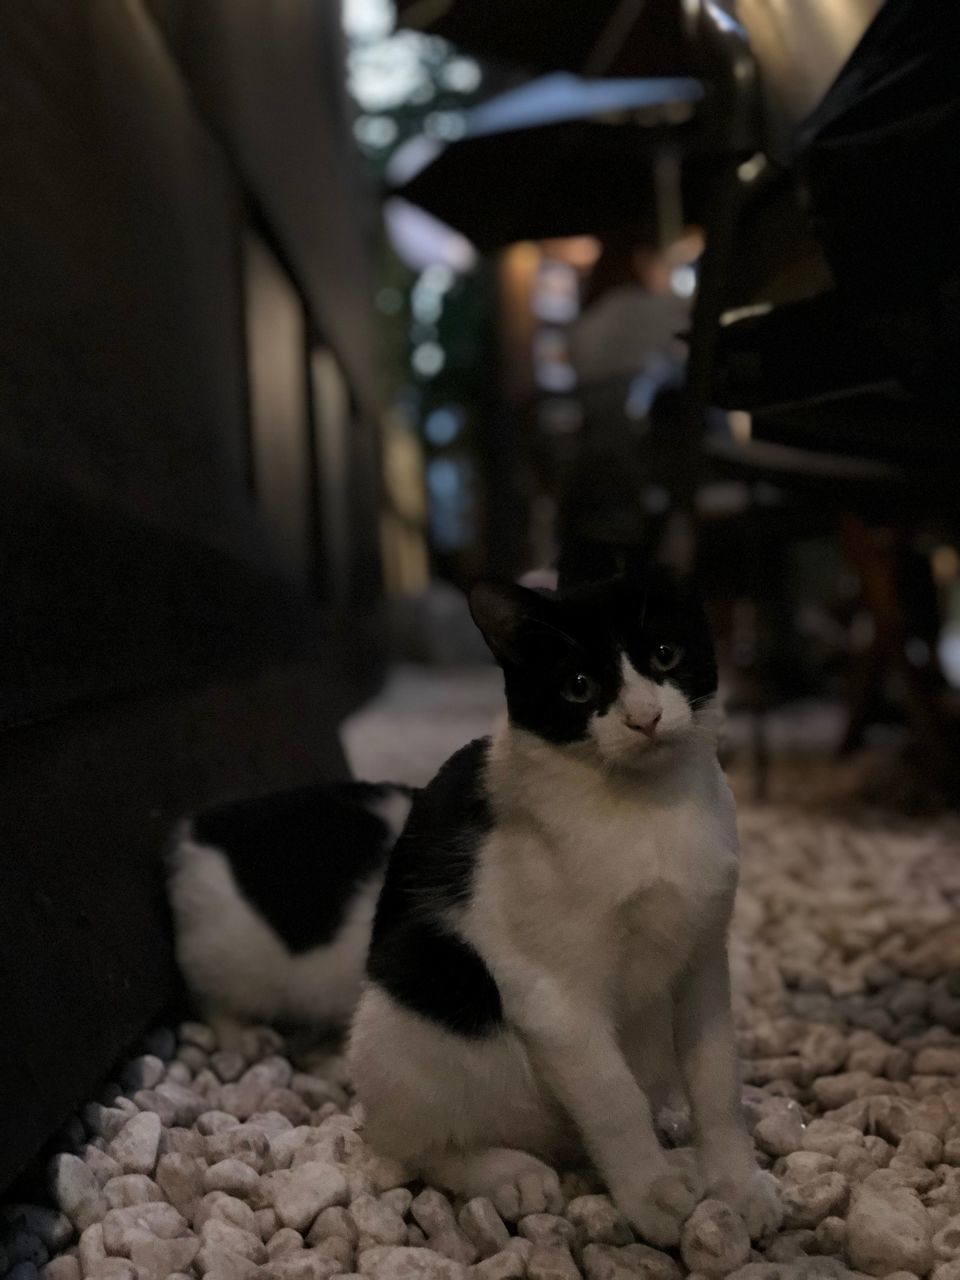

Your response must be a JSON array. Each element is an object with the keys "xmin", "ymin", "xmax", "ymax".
[
  {"xmin": 558, "ymin": 233, "xmax": 694, "ymax": 587},
  {"xmin": 569, "ymin": 232, "xmax": 691, "ymax": 391}
]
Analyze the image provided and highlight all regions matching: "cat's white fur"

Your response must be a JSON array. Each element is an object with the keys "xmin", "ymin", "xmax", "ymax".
[
  {"xmin": 349, "ymin": 662, "xmax": 782, "ymax": 1246},
  {"xmin": 168, "ymin": 827, "xmax": 384, "ymax": 1027}
]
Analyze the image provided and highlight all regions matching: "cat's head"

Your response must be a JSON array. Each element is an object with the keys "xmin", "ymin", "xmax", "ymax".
[{"xmin": 469, "ymin": 569, "xmax": 718, "ymax": 770}]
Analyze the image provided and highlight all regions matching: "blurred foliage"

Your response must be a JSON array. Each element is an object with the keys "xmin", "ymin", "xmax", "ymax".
[{"xmin": 345, "ymin": 2, "xmax": 493, "ymax": 400}]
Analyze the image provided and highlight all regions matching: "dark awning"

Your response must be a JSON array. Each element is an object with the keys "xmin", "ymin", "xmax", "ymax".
[{"xmin": 396, "ymin": 0, "xmax": 694, "ymax": 78}]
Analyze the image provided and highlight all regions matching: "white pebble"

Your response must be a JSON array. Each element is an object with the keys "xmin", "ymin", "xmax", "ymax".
[
  {"xmin": 212, "ymin": 1052, "xmax": 247, "ymax": 1083},
  {"xmin": 516, "ymin": 1218, "xmax": 576, "ymax": 1250},
  {"xmin": 291, "ymin": 1074, "xmax": 349, "ymax": 1109},
  {"xmin": 40, "ymin": 1256, "xmax": 81, "ymax": 1280},
  {"xmin": 471, "ymin": 1249, "xmax": 527, "ymax": 1280},
  {"xmin": 845, "ymin": 1183, "xmax": 934, "ymax": 1276},
  {"xmin": 425, "ymin": 1228, "xmax": 477, "ymax": 1265},
  {"xmin": 154, "ymin": 1081, "xmax": 207, "ymax": 1126},
  {"xmin": 459, "ymin": 1200, "xmax": 510, "ymax": 1259},
  {"xmin": 271, "ymin": 1128, "xmax": 317, "ymax": 1170},
  {"xmin": 131, "ymin": 1090, "xmax": 177, "ymax": 1128},
  {"xmin": 247, "ymin": 1110, "xmax": 295, "ymax": 1138},
  {"xmin": 108, "ymin": 1113, "xmax": 162, "ymax": 1177},
  {"xmin": 165, "ymin": 1061, "xmax": 193, "ymax": 1087},
  {"xmin": 200, "ymin": 1218, "xmax": 267, "ymax": 1263},
  {"xmin": 581, "ymin": 1242, "xmax": 681, "ymax": 1280},
  {"xmin": 257, "ymin": 1208, "xmax": 280, "ymax": 1240},
  {"xmin": 81, "ymin": 1148, "xmax": 123, "ymax": 1188},
  {"xmin": 309, "ymin": 1208, "xmax": 360, "ymax": 1247},
  {"xmin": 102, "ymin": 1176, "xmax": 164, "ymax": 1208},
  {"xmin": 127, "ymin": 1232, "xmax": 199, "ymax": 1279},
  {"xmin": 564, "ymin": 1196, "xmax": 632, "ymax": 1247},
  {"xmin": 680, "ymin": 1200, "xmax": 751, "ymax": 1276},
  {"xmin": 268, "ymin": 1163, "xmax": 350, "ymax": 1231},
  {"xmin": 198, "ymin": 1111, "xmax": 241, "ymax": 1136},
  {"xmin": 261, "ymin": 1089, "xmax": 313, "ymax": 1126},
  {"xmin": 195, "ymin": 1191, "xmax": 259, "ymax": 1236},
  {"xmin": 206, "ymin": 1126, "xmax": 270, "ymax": 1171},
  {"xmin": 49, "ymin": 1154, "xmax": 109, "ymax": 1233},
  {"xmin": 120, "ymin": 1057, "xmax": 165, "ymax": 1093},
  {"xmin": 754, "ymin": 1113, "xmax": 806, "ymax": 1159},
  {"xmin": 101, "ymin": 1202, "xmax": 188, "ymax": 1253},
  {"xmin": 358, "ymin": 1245, "xmax": 467, "ymax": 1280},
  {"xmin": 204, "ymin": 1159, "xmax": 261, "ymax": 1199},
  {"xmin": 155, "ymin": 1152, "xmax": 204, "ymax": 1215},
  {"xmin": 268, "ymin": 1229, "xmax": 306, "ymax": 1259},
  {"xmin": 781, "ymin": 1171, "xmax": 850, "ymax": 1228},
  {"xmin": 412, "ymin": 1191, "xmax": 457, "ymax": 1239},
  {"xmin": 933, "ymin": 1214, "xmax": 960, "ymax": 1260},
  {"xmin": 382, "ymin": 1190, "xmax": 414, "ymax": 1219},
  {"xmin": 195, "ymin": 1241, "xmax": 259, "ymax": 1280},
  {"xmin": 85, "ymin": 1262, "xmax": 137, "ymax": 1280},
  {"xmin": 78, "ymin": 1222, "xmax": 107, "ymax": 1273},
  {"xmin": 313, "ymin": 1235, "xmax": 356, "ymax": 1269},
  {"xmin": 179, "ymin": 1021, "xmax": 218, "ymax": 1052},
  {"xmin": 350, "ymin": 1195, "xmax": 408, "ymax": 1247},
  {"xmin": 348, "ymin": 1151, "xmax": 411, "ymax": 1194},
  {"xmin": 82, "ymin": 1106, "xmax": 129, "ymax": 1143},
  {"xmin": 266, "ymin": 1249, "xmax": 346, "ymax": 1280},
  {"xmin": 525, "ymin": 1245, "xmax": 580, "ymax": 1280}
]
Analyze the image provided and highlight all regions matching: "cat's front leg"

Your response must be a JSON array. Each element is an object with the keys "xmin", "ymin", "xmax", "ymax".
[
  {"xmin": 508, "ymin": 973, "xmax": 699, "ymax": 1247},
  {"xmin": 675, "ymin": 930, "xmax": 783, "ymax": 1241}
]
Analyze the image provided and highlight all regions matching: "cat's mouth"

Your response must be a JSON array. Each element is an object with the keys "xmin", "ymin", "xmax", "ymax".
[{"xmin": 604, "ymin": 730, "xmax": 676, "ymax": 767}]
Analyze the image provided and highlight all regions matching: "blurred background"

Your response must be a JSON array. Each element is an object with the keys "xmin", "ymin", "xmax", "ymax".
[{"xmin": 2, "ymin": 0, "xmax": 960, "ymax": 1193}]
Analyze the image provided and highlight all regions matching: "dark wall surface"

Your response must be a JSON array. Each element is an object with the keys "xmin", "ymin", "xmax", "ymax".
[{"xmin": 0, "ymin": 0, "xmax": 382, "ymax": 1188}]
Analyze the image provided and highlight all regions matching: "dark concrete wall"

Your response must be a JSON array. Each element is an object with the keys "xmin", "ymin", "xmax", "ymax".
[{"xmin": 0, "ymin": 0, "xmax": 382, "ymax": 1187}]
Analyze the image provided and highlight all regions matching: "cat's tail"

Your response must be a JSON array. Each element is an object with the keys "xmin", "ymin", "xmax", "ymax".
[{"xmin": 165, "ymin": 781, "xmax": 416, "ymax": 1034}]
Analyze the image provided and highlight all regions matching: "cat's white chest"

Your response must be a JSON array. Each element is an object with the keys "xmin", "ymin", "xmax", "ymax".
[{"xmin": 613, "ymin": 777, "xmax": 739, "ymax": 995}]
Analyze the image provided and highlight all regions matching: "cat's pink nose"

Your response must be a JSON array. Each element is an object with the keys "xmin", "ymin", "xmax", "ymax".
[{"xmin": 626, "ymin": 711, "xmax": 662, "ymax": 737}]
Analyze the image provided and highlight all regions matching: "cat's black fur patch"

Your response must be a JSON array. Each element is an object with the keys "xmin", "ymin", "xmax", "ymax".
[
  {"xmin": 193, "ymin": 782, "xmax": 410, "ymax": 954},
  {"xmin": 471, "ymin": 569, "xmax": 717, "ymax": 744},
  {"xmin": 367, "ymin": 738, "xmax": 503, "ymax": 1038}
]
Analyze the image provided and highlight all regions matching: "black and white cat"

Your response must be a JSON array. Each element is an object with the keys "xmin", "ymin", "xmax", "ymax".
[
  {"xmin": 168, "ymin": 568, "xmax": 781, "ymax": 1246},
  {"xmin": 349, "ymin": 570, "xmax": 781, "ymax": 1245},
  {"xmin": 168, "ymin": 781, "xmax": 414, "ymax": 1032}
]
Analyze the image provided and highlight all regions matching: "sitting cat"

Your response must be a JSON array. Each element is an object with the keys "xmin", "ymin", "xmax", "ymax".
[{"xmin": 348, "ymin": 569, "xmax": 782, "ymax": 1246}]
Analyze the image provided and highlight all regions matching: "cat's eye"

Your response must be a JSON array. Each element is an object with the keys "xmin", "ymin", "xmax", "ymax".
[
  {"xmin": 651, "ymin": 642, "xmax": 683, "ymax": 673},
  {"xmin": 561, "ymin": 672, "xmax": 596, "ymax": 704}
]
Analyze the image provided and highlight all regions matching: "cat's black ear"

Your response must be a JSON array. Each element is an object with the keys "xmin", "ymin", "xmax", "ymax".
[{"xmin": 468, "ymin": 580, "xmax": 553, "ymax": 665}]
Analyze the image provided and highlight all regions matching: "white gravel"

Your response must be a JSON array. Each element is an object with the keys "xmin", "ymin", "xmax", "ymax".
[{"xmin": 6, "ymin": 760, "xmax": 960, "ymax": 1279}]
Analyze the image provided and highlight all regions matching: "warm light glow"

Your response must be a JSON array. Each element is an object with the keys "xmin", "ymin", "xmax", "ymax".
[
  {"xmin": 729, "ymin": 410, "xmax": 752, "ymax": 444},
  {"xmin": 540, "ymin": 236, "xmax": 602, "ymax": 269},
  {"xmin": 737, "ymin": 153, "xmax": 767, "ymax": 184},
  {"xmin": 664, "ymin": 228, "xmax": 704, "ymax": 265},
  {"xmin": 932, "ymin": 545, "xmax": 960, "ymax": 586},
  {"xmin": 721, "ymin": 302, "xmax": 773, "ymax": 326}
]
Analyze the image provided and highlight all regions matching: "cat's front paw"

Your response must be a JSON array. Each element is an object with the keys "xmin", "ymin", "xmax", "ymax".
[
  {"xmin": 707, "ymin": 1167, "xmax": 783, "ymax": 1241},
  {"xmin": 614, "ymin": 1160, "xmax": 701, "ymax": 1248},
  {"xmin": 486, "ymin": 1154, "xmax": 564, "ymax": 1220}
]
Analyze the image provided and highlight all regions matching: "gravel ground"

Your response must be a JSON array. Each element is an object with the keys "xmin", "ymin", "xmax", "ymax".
[{"xmin": 6, "ymin": 674, "xmax": 960, "ymax": 1280}]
